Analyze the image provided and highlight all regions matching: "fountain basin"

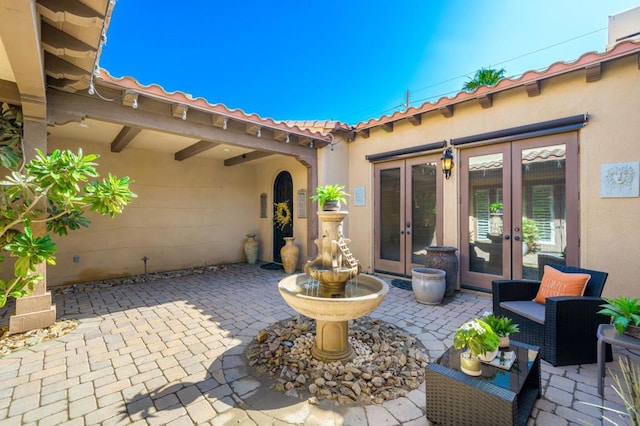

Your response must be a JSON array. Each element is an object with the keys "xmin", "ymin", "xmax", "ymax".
[{"xmin": 278, "ymin": 273, "xmax": 389, "ymax": 322}]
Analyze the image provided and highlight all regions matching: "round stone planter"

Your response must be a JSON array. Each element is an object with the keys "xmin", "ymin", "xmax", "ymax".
[{"xmin": 411, "ymin": 268, "xmax": 446, "ymax": 305}]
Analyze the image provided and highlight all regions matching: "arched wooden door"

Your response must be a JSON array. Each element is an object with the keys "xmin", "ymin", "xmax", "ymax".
[{"xmin": 273, "ymin": 171, "xmax": 293, "ymax": 263}]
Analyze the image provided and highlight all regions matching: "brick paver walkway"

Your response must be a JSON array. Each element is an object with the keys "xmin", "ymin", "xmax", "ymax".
[{"xmin": 0, "ymin": 264, "xmax": 634, "ymax": 425}]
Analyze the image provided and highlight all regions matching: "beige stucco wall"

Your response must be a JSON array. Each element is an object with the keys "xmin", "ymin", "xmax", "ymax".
[
  {"xmin": 47, "ymin": 137, "xmax": 308, "ymax": 286},
  {"xmin": 340, "ymin": 54, "xmax": 640, "ymax": 298}
]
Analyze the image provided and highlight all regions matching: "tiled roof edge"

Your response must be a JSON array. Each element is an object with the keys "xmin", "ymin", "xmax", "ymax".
[
  {"xmin": 355, "ymin": 41, "xmax": 640, "ymax": 130},
  {"xmin": 97, "ymin": 71, "xmax": 333, "ymax": 140}
]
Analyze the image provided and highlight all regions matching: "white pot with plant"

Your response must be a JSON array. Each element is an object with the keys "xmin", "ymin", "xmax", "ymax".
[
  {"xmin": 453, "ymin": 318, "xmax": 500, "ymax": 376},
  {"xmin": 482, "ymin": 313, "xmax": 520, "ymax": 348}
]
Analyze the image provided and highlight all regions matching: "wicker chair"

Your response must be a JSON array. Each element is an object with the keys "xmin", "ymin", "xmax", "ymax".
[{"xmin": 492, "ymin": 263, "xmax": 612, "ymax": 366}]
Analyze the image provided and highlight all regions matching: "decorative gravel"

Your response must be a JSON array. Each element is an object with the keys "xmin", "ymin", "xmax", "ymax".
[{"xmin": 246, "ymin": 316, "xmax": 429, "ymax": 405}]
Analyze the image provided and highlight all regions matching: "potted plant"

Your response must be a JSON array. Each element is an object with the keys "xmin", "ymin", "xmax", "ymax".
[
  {"xmin": 488, "ymin": 203, "xmax": 504, "ymax": 240},
  {"xmin": 598, "ymin": 296, "xmax": 640, "ymax": 337},
  {"xmin": 522, "ymin": 218, "xmax": 540, "ymax": 254},
  {"xmin": 482, "ymin": 314, "xmax": 520, "ymax": 347},
  {"xmin": 453, "ymin": 318, "xmax": 500, "ymax": 376},
  {"xmin": 310, "ymin": 184, "xmax": 349, "ymax": 211}
]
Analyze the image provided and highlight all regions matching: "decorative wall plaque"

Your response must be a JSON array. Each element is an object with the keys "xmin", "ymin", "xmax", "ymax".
[
  {"xmin": 354, "ymin": 187, "xmax": 365, "ymax": 206},
  {"xmin": 297, "ymin": 189, "xmax": 307, "ymax": 218},
  {"xmin": 601, "ymin": 162, "xmax": 639, "ymax": 198},
  {"xmin": 260, "ymin": 193, "xmax": 267, "ymax": 217}
]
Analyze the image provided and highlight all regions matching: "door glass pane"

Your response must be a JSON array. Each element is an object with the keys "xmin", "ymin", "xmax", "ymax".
[
  {"xmin": 380, "ymin": 168, "xmax": 401, "ymax": 261},
  {"xmin": 411, "ymin": 162, "xmax": 437, "ymax": 264},
  {"xmin": 468, "ymin": 154, "xmax": 504, "ymax": 275},
  {"xmin": 521, "ymin": 144, "xmax": 566, "ymax": 279}
]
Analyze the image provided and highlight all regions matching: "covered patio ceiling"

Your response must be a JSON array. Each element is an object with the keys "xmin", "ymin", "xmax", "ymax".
[{"xmin": 0, "ymin": 0, "xmax": 338, "ymax": 166}]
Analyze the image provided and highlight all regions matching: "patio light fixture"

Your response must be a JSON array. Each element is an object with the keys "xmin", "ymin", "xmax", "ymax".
[{"xmin": 441, "ymin": 147, "xmax": 454, "ymax": 180}]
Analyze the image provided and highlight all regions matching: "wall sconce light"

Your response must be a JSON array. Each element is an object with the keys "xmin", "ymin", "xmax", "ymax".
[{"xmin": 441, "ymin": 147, "xmax": 454, "ymax": 180}]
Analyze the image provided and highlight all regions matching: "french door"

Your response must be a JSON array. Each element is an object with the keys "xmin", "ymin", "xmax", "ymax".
[
  {"xmin": 374, "ymin": 156, "xmax": 442, "ymax": 276},
  {"xmin": 460, "ymin": 132, "xmax": 579, "ymax": 291}
]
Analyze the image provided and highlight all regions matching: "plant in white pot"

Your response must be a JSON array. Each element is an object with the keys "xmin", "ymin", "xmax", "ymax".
[
  {"xmin": 483, "ymin": 314, "xmax": 520, "ymax": 348},
  {"xmin": 453, "ymin": 318, "xmax": 500, "ymax": 376},
  {"xmin": 310, "ymin": 184, "xmax": 349, "ymax": 211}
]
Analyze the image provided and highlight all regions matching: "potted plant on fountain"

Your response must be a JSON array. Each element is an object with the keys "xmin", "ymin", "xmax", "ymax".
[
  {"xmin": 482, "ymin": 313, "xmax": 520, "ymax": 348},
  {"xmin": 310, "ymin": 184, "xmax": 349, "ymax": 211},
  {"xmin": 453, "ymin": 318, "xmax": 500, "ymax": 376}
]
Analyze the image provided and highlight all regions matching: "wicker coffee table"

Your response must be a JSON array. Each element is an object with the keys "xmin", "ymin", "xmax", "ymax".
[{"xmin": 426, "ymin": 341, "xmax": 540, "ymax": 426}]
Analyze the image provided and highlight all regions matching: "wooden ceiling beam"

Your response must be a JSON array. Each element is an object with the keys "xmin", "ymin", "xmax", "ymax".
[
  {"xmin": 224, "ymin": 151, "xmax": 274, "ymax": 166},
  {"xmin": 175, "ymin": 140, "xmax": 220, "ymax": 161},
  {"xmin": 110, "ymin": 126, "xmax": 141, "ymax": 152},
  {"xmin": 477, "ymin": 94, "xmax": 493, "ymax": 109},
  {"xmin": 525, "ymin": 81, "xmax": 541, "ymax": 97},
  {"xmin": 585, "ymin": 63, "xmax": 602, "ymax": 82},
  {"xmin": 408, "ymin": 114, "xmax": 422, "ymax": 126},
  {"xmin": 438, "ymin": 105, "xmax": 453, "ymax": 118}
]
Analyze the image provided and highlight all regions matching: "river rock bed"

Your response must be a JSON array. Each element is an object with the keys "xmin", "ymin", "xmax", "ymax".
[{"xmin": 246, "ymin": 316, "xmax": 429, "ymax": 405}]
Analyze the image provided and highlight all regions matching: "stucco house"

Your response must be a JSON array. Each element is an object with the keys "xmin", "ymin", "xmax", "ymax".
[{"xmin": 1, "ymin": 1, "xmax": 639, "ymax": 333}]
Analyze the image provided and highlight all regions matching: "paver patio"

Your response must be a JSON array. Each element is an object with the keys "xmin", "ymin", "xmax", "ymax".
[{"xmin": 0, "ymin": 263, "xmax": 635, "ymax": 425}]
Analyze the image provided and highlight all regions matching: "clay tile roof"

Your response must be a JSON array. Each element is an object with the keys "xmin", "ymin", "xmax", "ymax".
[
  {"xmin": 98, "ymin": 71, "xmax": 334, "ymax": 141},
  {"xmin": 354, "ymin": 41, "xmax": 640, "ymax": 130}
]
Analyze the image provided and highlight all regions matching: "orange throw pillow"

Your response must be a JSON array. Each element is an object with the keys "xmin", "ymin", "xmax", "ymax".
[{"xmin": 533, "ymin": 265, "xmax": 591, "ymax": 304}]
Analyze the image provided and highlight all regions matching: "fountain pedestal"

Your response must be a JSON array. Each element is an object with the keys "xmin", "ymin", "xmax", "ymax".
[
  {"xmin": 278, "ymin": 210, "xmax": 388, "ymax": 362},
  {"xmin": 313, "ymin": 320, "xmax": 353, "ymax": 361}
]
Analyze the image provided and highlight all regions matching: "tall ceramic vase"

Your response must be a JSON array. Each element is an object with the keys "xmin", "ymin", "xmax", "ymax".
[
  {"xmin": 424, "ymin": 246, "xmax": 458, "ymax": 297},
  {"xmin": 280, "ymin": 237, "xmax": 299, "ymax": 274},
  {"xmin": 244, "ymin": 234, "xmax": 259, "ymax": 265}
]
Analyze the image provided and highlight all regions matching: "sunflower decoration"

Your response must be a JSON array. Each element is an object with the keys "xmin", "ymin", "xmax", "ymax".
[{"xmin": 273, "ymin": 201, "xmax": 292, "ymax": 230}]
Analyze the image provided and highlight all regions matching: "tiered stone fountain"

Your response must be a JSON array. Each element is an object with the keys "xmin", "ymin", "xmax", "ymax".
[{"xmin": 278, "ymin": 211, "xmax": 389, "ymax": 362}]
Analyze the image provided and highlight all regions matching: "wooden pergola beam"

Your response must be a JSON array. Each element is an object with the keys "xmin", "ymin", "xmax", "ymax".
[
  {"xmin": 110, "ymin": 126, "xmax": 141, "ymax": 152},
  {"xmin": 175, "ymin": 140, "xmax": 220, "ymax": 161},
  {"xmin": 224, "ymin": 151, "xmax": 274, "ymax": 166}
]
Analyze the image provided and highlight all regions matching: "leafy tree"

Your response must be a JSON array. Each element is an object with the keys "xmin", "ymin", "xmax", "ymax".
[
  {"xmin": 462, "ymin": 67, "xmax": 506, "ymax": 91},
  {"xmin": 0, "ymin": 104, "xmax": 136, "ymax": 307}
]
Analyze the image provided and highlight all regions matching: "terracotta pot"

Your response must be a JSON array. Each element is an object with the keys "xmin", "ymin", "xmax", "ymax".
[
  {"xmin": 243, "ymin": 234, "xmax": 259, "ymax": 265},
  {"xmin": 280, "ymin": 237, "xmax": 299, "ymax": 274},
  {"xmin": 411, "ymin": 268, "xmax": 446, "ymax": 305},
  {"xmin": 460, "ymin": 351, "xmax": 481, "ymax": 376}
]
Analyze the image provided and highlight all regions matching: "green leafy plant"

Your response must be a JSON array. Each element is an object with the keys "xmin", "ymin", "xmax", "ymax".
[
  {"xmin": 0, "ymin": 103, "xmax": 136, "ymax": 307},
  {"xmin": 482, "ymin": 314, "xmax": 519, "ymax": 337},
  {"xmin": 462, "ymin": 67, "xmax": 506, "ymax": 91},
  {"xmin": 489, "ymin": 203, "xmax": 503, "ymax": 213},
  {"xmin": 599, "ymin": 296, "xmax": 640, "ymax": 335},
  {"xmin": 580, "ymin": 356, "xmax": 640, "ymax": 425},
  {"xmin": 310, "ymin": 184, "xmax": 349, "ymax": 209},
  {"xmin": 453, "ymin": 318, "xmax": 500, "ymax": 357},
  {"xmin": 522, "ymin": 218, "xmax": 540, "ymax": 252}
]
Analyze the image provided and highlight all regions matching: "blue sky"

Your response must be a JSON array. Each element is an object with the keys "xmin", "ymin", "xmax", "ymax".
[{"xmin": 100, "ymin": 1, "xmax": 640, "ymax": 125}]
